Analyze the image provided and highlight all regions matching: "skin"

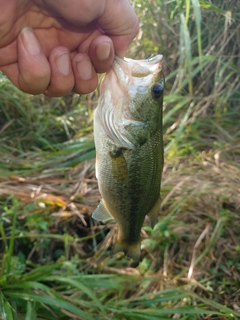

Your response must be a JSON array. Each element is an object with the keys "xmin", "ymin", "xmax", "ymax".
[{"xmin": 0, "ymin": 0, "xmax": 139, "ymax": 96}]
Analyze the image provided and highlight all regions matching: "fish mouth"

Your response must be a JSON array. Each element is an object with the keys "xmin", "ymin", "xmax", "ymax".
[
  {"xmin": 111, "ymin": 55, "xmax": 164, "ymax": 90},
  {"xmin": 114, "ymin": 54, "xmax": 163, "ymax": 79},
  {"xmin": 99, "ymin": 54, "xmax": 164, "ymax": 111}
]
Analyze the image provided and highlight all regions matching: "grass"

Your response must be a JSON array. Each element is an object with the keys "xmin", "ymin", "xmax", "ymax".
[{"xmin": 1, "ymin": 0, "xmax": 240, "ymax": 319}]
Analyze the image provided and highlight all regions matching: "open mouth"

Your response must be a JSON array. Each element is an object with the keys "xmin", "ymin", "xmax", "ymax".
[{"xmin": 113, "ymin": 55, "xmax": 163, "ymax": 80}]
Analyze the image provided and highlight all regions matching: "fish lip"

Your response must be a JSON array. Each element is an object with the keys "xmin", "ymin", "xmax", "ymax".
[
  {"xmin": 115, "ymin": 54, "xmax": 163, "ymax": 64},
  {"xmin": 146, "ymin": 54, "xmax": 164, "ymax": 63},
  {"xmin": 113, "ymin": 54, "xmax": 163, "ymax": 80}
]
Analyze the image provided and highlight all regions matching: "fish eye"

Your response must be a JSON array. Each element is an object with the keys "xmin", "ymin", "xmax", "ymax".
[{"xmin": 152, "ymin": 83, "xmax": 164, "ymax": 99}]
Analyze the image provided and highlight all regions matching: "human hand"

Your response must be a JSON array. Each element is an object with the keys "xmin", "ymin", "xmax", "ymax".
[{"xmin": 0, "ymin": 0, "xmax": 139, "ymax": 96}]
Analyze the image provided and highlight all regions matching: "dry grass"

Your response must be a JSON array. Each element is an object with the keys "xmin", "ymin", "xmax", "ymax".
[
  {"xmin": 1, "ymin": 0, "xmax": 240, "ymax": 318},
  {"xmin": 1, "ymin": 132, "xmax": 239, "ymax": 313}
]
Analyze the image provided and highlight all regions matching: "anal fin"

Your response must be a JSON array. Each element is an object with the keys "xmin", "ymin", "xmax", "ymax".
[{"xmin": 92, "ymin": 200, "xmax": 114, "ymax": 222}]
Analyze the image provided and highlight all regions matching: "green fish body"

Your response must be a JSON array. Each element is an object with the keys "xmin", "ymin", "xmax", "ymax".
[{"xmin": 93, "ymin": 55, "xmax": 164, "ymax": 265}]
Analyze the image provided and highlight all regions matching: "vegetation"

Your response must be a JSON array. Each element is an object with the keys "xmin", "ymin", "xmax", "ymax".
[{"xmin": 0, "ymin": 0, "xmax": 240, "ymax": 319}]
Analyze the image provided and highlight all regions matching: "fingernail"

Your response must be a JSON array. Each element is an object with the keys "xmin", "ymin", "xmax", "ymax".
[
  {"xmin": 21, "ymin": 27, "xmax": 41, "ymax": 56},
  {"xmin": 96, "ymin": 42, "xmax": 111, "ymax": 60},
  {"xmin": 77, "ymin": 59, "xmax": 92, "ymax": 80},
  {"xmin": 56, "ymin": 52, "xmax": 70, "ymax": 75}
]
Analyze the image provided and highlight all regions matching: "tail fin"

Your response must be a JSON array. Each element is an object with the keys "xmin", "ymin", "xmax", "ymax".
[{"xmin": 113, "ymin": 240, "xmax": 141, "ymax": 267}]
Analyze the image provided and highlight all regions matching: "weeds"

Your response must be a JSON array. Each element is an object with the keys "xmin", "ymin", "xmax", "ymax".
[{"xmin": 1, "ymin": 0, "xmax": 240, "ymax": 319}]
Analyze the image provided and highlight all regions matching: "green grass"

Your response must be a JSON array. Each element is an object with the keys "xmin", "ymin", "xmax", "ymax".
[{"xmin": 1, "ymin": 0, "xmax": 240, "ymax": 319}]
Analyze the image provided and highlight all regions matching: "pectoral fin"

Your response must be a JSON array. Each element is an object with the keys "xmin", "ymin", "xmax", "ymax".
[
  {"xmin": 147, "ymin": 195, "xmax": 161, "ymax": 228},
  {"xmin": 92, "ymin": 200, "xmax": 114, "ymax": 222},
  {"xmin": 109, "ymin": 147, "xmax": 128, "ymax": 182},
  {"xmin": 122, "ymin": 121, "xmax": 149, "ymax": 146}
]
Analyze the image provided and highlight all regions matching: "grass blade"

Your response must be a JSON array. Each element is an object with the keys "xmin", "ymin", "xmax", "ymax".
[
  {"xmin": 25, "ymin": 301, "xmax": 36, "ymax": 320},
  {"xmin": 191, "ymin": 0, "xmax": 202, "ymax": 59},
  {"xmin": 180, "ymin": 13, "xmax": 193, "ymax": 95},
  {"xmin": 0, "ymin": 293, "xmax": 13, "ymax": 320},
  {"xmin": 45, "ymin": 276, "xmax": 104, "ymax": 311},
  {"xmin": 4, "ymin": 291, "xmax": 94, "ymax": 320}
]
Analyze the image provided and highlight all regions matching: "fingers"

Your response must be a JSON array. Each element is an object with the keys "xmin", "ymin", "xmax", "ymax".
[
  {"xmin": 71, "ymin": 53, "xmax": 98, "ymax": 94},
  {"xmin": 17, "ymin": 27, "xmax": 51, "ymax": 95},
  {"xmin": 0, "ymin": 0, "xmax": 139, "ymax": 97},
  {"xmin": 88, "ymin": 35, "xmax": 114, "ymax": 73},
  {"xmin": 17, "ymin": 27, "xmax": 78, "ymax": 96},
  {"xmin": 1, "ymin": 27, "xmax": 105, "ymax": 96},
  {"xmin": 45, "ymin": 47, "xmax": 74, "ymax": 97},
  {"xmin": 43, "ymin": 0, "xmax": 139, "ymax": 58},
  {"xmin": 71, "ymin": 34, "xmax": 115, "ymax": 94},
  {"xmin": 1, "ymin": 29, "xmax": 125, "ymax": 97}
]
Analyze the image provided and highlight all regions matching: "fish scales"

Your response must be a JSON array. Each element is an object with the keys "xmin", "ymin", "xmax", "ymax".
[{"xmin": 93, "ymin": 55, "xmax": 164, "ymax": 266}]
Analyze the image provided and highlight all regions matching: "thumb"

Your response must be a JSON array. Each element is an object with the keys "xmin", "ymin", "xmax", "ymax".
[{"xmin": 97, "ymin": 0, "xmax": 139, "ymax": 58}]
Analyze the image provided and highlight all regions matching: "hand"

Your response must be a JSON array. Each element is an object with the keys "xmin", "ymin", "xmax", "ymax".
[{"xmin": 0, "ymin": 0, "xmax": 139, "ymax": 96}]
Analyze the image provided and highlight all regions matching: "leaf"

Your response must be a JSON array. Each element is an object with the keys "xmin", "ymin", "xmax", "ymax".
[
  {"xmin": 106, "ymin": 306, "xmax": 222, "ymax": 318},
  {"xmin": 191, "ymin": 0, "xmax": 202, "ymax": 59},
  {"xmin": 25, "ymin": 301, "xmax": 36, "ymax": 320},
  {"xmin": 4, "ymin": 291, "xmax": 94, "ymax": 320},
  {"xmin": 17, "ymin": 264, "xmax": 62, "ymax": 282},
  {"xmin": 4, "ymin": 301, "xmax": 13, "ymax": 320},
  {"xmin": 45, "ymin": 276, "xmax": 104, "ymax": 312},
  {"xmin": 180, "ymin": 13, "xmax": 193, "ymax": 95},
  {"xmin": 5, "ymin": 281, "xmax": 57, "ymax": 292},
  {"xmin": 0, "ymin": 293, "xmax": 13, "ymax": 320},
  {"xmin": 35, "ymin": 194, "xmax": 68, "ymax": 207}
]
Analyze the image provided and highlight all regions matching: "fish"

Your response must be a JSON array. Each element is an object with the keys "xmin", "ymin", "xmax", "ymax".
[{"xmin": 93, "ymin": 55, "xmax": 164, "ymax": 266}]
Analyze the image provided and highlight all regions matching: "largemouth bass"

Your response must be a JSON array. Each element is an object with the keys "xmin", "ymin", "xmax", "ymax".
[{"xmin": 93, "ymin": 55, "xmax": 164, "ymax": 266}]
